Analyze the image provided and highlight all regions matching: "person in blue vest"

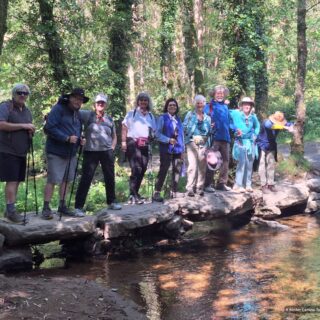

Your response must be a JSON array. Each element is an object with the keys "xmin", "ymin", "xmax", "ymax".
[
  {"xmin": 152, "ymin": 98, "xmax": 184, "ymax": 202},
  {"xmin": 256, "ymin": 111, "xmax": 294, "ymax": 193},
  {"xmin": 204, "ymin": 85, "xmax": 232, "ymax": 192}
]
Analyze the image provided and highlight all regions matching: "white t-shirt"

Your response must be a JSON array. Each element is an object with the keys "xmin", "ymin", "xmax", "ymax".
[{"xmin": 122, "ymin": 108, "xmax": 156, "ymax": 139}]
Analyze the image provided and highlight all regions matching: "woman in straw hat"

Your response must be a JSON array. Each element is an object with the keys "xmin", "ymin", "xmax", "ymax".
[
  {"xmin": 256, "ymin": 111, "xmax": 294, "ymax": 193},
  {"xmin": 230, "ymin": 97, "xmax": 260, "ymax": 193}
]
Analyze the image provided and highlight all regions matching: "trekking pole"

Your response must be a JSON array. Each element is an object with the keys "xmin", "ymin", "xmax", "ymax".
[
  {"xmin": 59, "ymin": 144, "xmax": 74, "ymax": 221},
  {"xmin": 68, "ymin": 144, "xmax": 83, "ymax": 208},
  {"xmin": 24, "ymin": 151, "xmax": 30, "ymax": 225},
  {"xmin": 30, "ymin": 137, "xmax": 39, "ymax": 215}
]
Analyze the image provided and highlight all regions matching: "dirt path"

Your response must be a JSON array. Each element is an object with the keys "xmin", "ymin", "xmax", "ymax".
[{"xmin": 0, "ymin": 275, "xmax": 146, "ymax": 320}]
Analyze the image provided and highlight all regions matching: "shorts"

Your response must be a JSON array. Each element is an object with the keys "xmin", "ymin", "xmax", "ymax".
[
  {"xmin": 0, "ymin": 152, "xmax": 26, "ymax": 182},
  {"xmin": 46, "ymin": 153, "xmax": 77, "ymax": 184}
]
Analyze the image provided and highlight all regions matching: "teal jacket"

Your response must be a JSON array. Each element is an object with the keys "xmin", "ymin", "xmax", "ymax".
[{"xmin": 230, "ymin": 110, "xmax": 260, "ymax": 160}]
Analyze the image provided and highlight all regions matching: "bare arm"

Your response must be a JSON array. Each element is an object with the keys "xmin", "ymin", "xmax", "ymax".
[
  {"xmin": 0, "ymin": 121, "xmax": 35, "ymax": 133},
  {"xmin": 121, "ymin": 124, "xmax": 128, "ymax": 152}
]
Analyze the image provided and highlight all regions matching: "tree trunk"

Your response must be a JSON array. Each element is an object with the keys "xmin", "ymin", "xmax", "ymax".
[
  {"xmin": 160, "ymin": 0, "xmax": 178, "ymax": 96},
  {"xmin": 38, "ymin": 0, "xmax": 71, "ymax": 92},
  {"xmin": 291, "ymin": 0, "xmax": 307, "ymax": 155},
  {"xmin": 108, "ymin": 0, "xmax": 136, "ymax": 116},
  {"xmin": 181, "ymin": 0, "xmax": 198, "ymax": 95},
  {"xmin": 0, "ymin": 0, "xmax": 9, "ymax": 55},
  {"xmin": 254, "ymin": 17, "xmax": 269, "ymax": 117}
]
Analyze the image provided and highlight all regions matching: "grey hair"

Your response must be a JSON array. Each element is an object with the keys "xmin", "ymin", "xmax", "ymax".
[
  {"xmin": 136, "ymin": 92, "xmax": 153, "ymax": 110},
  {"xmin": 12, "ymin": 83, "xmax": 31, "ymax": 96},
  {"xmin": 209, "ymin": 85, "xmax": 229, "ymax": 98},
  {"xmin": 193, "ymin": 94, "xmax": 206, "ymax": 106}
]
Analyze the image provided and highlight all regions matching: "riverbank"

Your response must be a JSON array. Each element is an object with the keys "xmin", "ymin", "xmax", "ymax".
[{"xmin": 0, "ymin": 274, "xmax": 146, "ymax": 320}]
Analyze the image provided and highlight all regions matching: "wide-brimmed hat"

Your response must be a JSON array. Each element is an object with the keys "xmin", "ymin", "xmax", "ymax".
[
  {"xmin": 239, "ymin": 97, "xmax": 255, "ymax": 107},
  {"xmin": 63, "ymin": 88, "xmax": 89, "ymax": 103},
  {"xmin": 269, "ymin": 111, "xmax": 287, "ymax": 126},
  {"xmin": 206, "ymin": 150, "xmax": 223, "ymax": 171}
]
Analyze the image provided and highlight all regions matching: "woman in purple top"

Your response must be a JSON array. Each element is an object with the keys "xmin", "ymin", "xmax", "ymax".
[{"xmin": 152, "ymin": 98, "xmax": 184, "ymax": 202}]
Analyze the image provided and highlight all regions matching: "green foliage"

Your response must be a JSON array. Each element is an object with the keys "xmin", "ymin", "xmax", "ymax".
[{"xmin": 277, "ymin": 153, "xmax": 311, "ymax": 178}]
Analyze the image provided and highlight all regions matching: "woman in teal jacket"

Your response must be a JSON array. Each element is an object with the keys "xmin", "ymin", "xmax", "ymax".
[{"xmin": 230, "ymin": 97, "xmax": 260, "ymax": 192}]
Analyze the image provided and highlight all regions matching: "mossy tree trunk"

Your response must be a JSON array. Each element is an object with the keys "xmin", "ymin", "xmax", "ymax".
[
  {"xmin": 38, "ymin": 0, "xmax": 71, "ymax": 92},
  {"xmin": 0, "ymin": 0, "xmax": 9, "ymax": 55},
  {"xmin": 291, "ymin": 0, "xmax": 307, "ymax": 155}
]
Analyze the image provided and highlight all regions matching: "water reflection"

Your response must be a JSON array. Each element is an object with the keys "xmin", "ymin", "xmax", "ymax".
[{"xmin": 24, "ymin": 214, "xmax": 320, "ymax": 319}]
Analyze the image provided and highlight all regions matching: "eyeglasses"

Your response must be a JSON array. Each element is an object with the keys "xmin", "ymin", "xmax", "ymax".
[{"xmin": 16, "ymin": 91, "xmax": 29, "ymax": 96}]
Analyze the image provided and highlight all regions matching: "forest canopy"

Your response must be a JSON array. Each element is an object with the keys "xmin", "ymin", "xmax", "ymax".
[{"xmin": 0, "ymin": 0, "xmax": 319, "ymax": 132}]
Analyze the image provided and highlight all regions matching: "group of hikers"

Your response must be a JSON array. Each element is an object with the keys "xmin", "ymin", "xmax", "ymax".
[{"xmin": 0, "ymin": 84, "xmax": 294, "ymax": 223}]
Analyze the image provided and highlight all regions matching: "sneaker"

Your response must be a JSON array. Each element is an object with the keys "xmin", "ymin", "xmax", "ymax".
[
  {"xmin": 204, "ymin": 186, "xmax": 215, "ymax": 193},
  {"xmin": 246, "ymin": 187, "xmax": 253, "ymax": 193},
  {"xmin": 216, "ymin": 184, "xmax": 231, "ymax": 191},
  {"xmin": 128, "ymin": 195, "xmax": 144, "ymax": 205},
  {"xmin": 187, "ymin": 190, "xmax": 195, "ymax": 197},
  {"xmin": 261, "ymin": 185, "xmax": 270, "ymax": 194},
  {"xmin": 233, "ymin": 185, "xmax": 246, "ymax": 193},
  {"xmin": 5, "ymin": 210, "xmax": 25, "ymax": 223},
  {"xmin": 58, "ymin": 206, "xmax": 84, "ymax": 217},
  {"xmin": 41, "ymin": 207, "xmax": 54, "ymax": 220},
  {"xmin": 268, "ymin": 185, "xmax": 277, "ymax": 192},
  {"xmin": 73, "ymin": 208, "xmax": 86, "ymax": 217},
  {"xmin": 152, "ymin": 192, "xmax": 164, "ymax": 202},
  {"xmin": 108, "ymin": 202, "xmax": 122, "ymax": 210}
]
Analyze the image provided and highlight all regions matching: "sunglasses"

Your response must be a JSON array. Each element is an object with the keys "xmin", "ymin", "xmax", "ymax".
[{"xmin": 16, "ymin": 91, "xmax": 29, "ymax": 96}]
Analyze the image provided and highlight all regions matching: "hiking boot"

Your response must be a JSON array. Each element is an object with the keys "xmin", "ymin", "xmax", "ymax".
[
  {"xmin": 233, "ymin": 185, "xmax": 246, "ymax": 193},
  {"xmin": 58, "ymin": 206, "xmax": 83, "ymax": 217},
  {"xmin": 187, "ymin": 190, "xmax": 195, "ymax": 197},
  {"xmin": 108, "ymin": 202, "xmax": 122, "ymax": 210},
  {"xmin": 128, "ymin": 195, "xmax": 144, "ymax": 205},
  {"xmin": 73, "ymin": 208, "xmax": 86, "ymax": 217},
  {"xmin": 216, "ymin": 183, "xmax": 231, "ymax": 191},
  {"xmin": 5, "ymin": 210, "xmax": 25, "ymax": 223},
  {"xmin": 152, "ymin": 191, "xmax": 164, "ymax": 202},
  {"xmin": 41, "ymin": 207, "xmax": 54, "ymax": 220},
  {"xmin": 261, "ymin": 185, "xmax": 270, "ymax": 193},
  {"xmin": 204, "ymin": 186, "xmax": 215, "ymax": 193},
  {"xmin": 268, "ymin": 185, "xmax": 277, "ymax": 192},
  {"xmin": 197, "ymin": 189, "xmax": 204, "ymax": 196},
  {"xmin": 246, "ymin": 187, "xmax": 254, "ymax": 193}
]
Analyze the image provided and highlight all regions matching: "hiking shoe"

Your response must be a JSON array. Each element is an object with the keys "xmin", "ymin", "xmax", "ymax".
[
  {"xmin": 216, "ymin": 184, "xmax": 231, "ymax": 191},
  {"xmin": 128, "ymin": 195, "xmax": 144, "ymax": 205},
  {"xmin": 73, "ymin": 208, "xmax": 86, "ymax": 217},
  {"xmin": 268, "ymin": 185, "xmax": 277, "ymax": 192},
  {"xmin": 137, "ymin": 193, "xmax": 146, "ymax": 201},
  {"xmin": 233, "ymin": 185, "xmax": 246, "ymax": 193},
  {"xmin": 108, "ymin": 202, "xmax": 122, "ymax": 210},
  {"xmin": 261, "ymin": 185, "xmax": 270, "ymax": 194},
  {"xmin": 58, "ymin": 206, "xmax": 84, "ymax": 217},
  {"xmin": 204, "ymin": 186, "xmax": 215, "ymax": 193},
  {"xmin": 41, "ymin": 207, "xmax": 54, "ymax": 220},
  {"xmin": 187, "ymin": 190, "xmax": 195, "ymax": 197},
  {"xmin": 246, "ymin": 187, "xmax": 254, "ymax": 193},
  {"xmin": 5, "ymin": 210, "xmax": 25, "ymax": 223},
  {"xmin": 152, "ymin": 191, "xmax": 164, "ymax": 202}
]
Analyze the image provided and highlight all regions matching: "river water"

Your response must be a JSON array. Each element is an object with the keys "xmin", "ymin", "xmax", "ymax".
[{"xmin": 31, "ymin": 214, "xmax": 320, "ymax": 319}]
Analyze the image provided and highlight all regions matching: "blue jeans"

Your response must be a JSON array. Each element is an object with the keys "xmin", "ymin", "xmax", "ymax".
[{"xmin": 235, "ymin": 148, "xmax": 254, "ymax": 188}]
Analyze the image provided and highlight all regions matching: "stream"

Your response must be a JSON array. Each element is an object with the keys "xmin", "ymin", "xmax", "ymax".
[{"xmin": 21, "ymin": 214, "xmax": 320, "ymax": 319}]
